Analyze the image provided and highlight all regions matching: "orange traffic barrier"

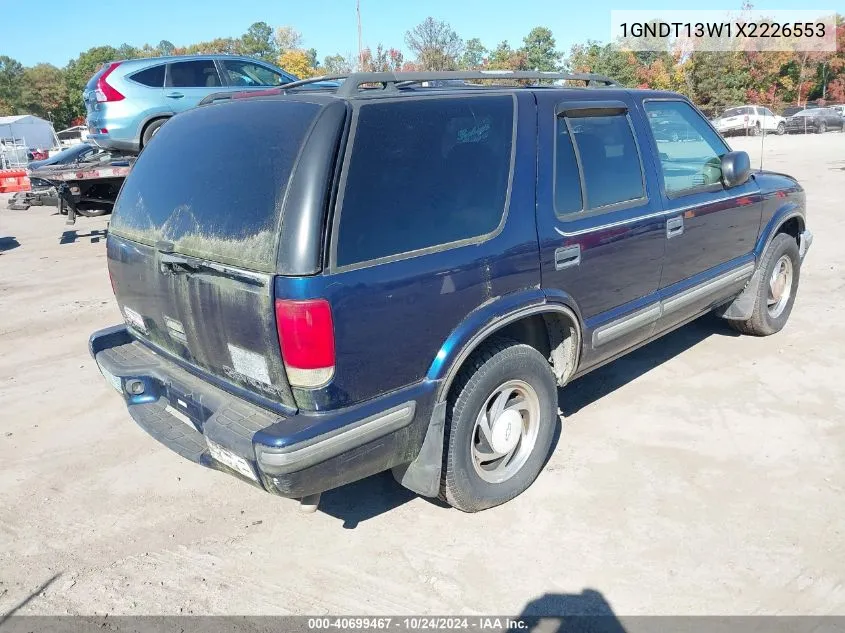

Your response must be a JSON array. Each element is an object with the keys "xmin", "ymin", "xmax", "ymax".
[{"xmin": 0, "ymin": 169, "xmax": 31, "ymax": 193}]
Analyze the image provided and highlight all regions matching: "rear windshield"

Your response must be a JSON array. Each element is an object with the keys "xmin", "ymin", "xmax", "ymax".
[{"xmin": 110, "ymin": 99, "xmax": 320, "ymax": 271}]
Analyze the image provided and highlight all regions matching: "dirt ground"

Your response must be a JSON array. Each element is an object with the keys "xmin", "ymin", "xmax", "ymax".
[{"xmin": 1, "ymin": 132, "xmax": 843, "ymax": 618}]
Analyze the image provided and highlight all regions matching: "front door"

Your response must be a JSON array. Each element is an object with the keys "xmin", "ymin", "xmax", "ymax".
[
  {"xmin": 640, "ymin": 99, "xmax": 763, "ymax": 328},
  {"xmin": 535, "ymin": 92, "xmax": 666, "ymax": 371}
]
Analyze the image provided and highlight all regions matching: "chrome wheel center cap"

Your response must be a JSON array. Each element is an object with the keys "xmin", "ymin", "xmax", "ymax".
[{"xmin": 490, "ymin": 409, "xmax": 522, "ymax": 454}]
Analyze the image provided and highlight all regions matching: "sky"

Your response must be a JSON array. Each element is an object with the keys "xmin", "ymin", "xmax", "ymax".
[{"xmin": 2, "ymin": 0, "xmax": 827, "ymax": 68}]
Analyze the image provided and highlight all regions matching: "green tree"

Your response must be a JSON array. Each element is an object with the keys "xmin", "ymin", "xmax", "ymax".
[
  {"xmin": 566, "ymin": 41, "xmax": 638, "ymax": 86},
  {"xmin": 158, "ymin": 40, "xmax": 176, "ymax": 56},
  {"xmin": 405, "ymin": 17, "xmax": 463, "ymax": 70},
  {"xmin": 687, "ymin": 52, "xmax": 749, "ymax": 114},
  {"xmin": 0, "ymin": 56, "xmax": 24, "ymax": 115},
  {"xmin": 20, "ymin": 64, "xmax": 70, "ymax": 126},
  {"xmin": 64, "ymin": 46, "xmax": 120, "ymax": 120},
  {"xmin": 460, "ymin": 38, "xmax": 487, "ymax": 69},
  {"xmin": 323, "ymin": 54, "xmax": 354, "ymax": 75},
  {"xmin": 487, "ymin": 41, "xmax": 528, "ymax": 70},
  {"xmin": 521, "ymin": 27, "xmax": 561, "ymax": 71},
  {"xmin": 240, "ymin": 22, "xmax": 277, "ymax": 62}
]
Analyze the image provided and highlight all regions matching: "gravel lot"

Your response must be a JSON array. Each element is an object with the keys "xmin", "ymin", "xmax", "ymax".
[{"xmin": 1, "ymin": 132, "xmax": 843, "ymax": 617}]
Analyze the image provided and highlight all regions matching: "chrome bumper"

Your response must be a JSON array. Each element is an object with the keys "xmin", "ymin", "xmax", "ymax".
[{"xmin": 799, "ymin": 229, "xmax": 813, "ymax": 260}]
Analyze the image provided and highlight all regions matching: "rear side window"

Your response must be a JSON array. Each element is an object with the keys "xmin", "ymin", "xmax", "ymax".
[
  {"xmin": 167, "ymin": 60, "xmax": 221, "ymax": 88},
  {"xmin": 569, "ymin": 114, "xmax": 644, "ymax": 209},
  {"xmin": 110, "ymin": 100, "xmax": 321, "ymax": 271},
  {"xmin": 335, "ymin": 96, "xmax": 514, "ymax": 268},
  {"xmin": 130, "ymin": 65, "xmax": 165, "ymax": 87}
]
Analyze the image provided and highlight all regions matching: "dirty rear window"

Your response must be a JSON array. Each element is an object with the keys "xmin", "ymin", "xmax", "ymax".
[{"xmin": 109, "ymin": 99, "xmax": 320, "ymax": 271}]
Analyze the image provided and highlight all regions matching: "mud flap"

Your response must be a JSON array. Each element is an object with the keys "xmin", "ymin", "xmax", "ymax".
[
  {"xmin": 391, "ymin": 401, "xmax": 446, "ymax": 497},
  {"xmin": 715, "ymin": 265, "xmax": 763, "ymax": 321}
]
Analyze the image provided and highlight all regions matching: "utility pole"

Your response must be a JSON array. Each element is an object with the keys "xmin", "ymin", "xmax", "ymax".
[{"xmin": 357, "ymin": 0, "xmax": 363, "ymax": 70}]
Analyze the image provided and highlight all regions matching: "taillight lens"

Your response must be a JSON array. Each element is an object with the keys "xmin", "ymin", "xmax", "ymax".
[
  {"xmin": 275, "ymin": 299, "xmax": 335, "ymax": 388},
  {"xmin": 95, "ymin": 63, "xmax": 125, "ymax": 102}
]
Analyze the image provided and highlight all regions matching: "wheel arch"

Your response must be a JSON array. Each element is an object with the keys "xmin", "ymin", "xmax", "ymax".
[
  {"xmin": 139, "ymin": 115, "xmax": 172, "ymax": 147},
  {"xmin": 395, "ymin": 296, "xmax": 583, "ymax": 498},
  {"xmin": 430, "ymin": 298, "xmax": 583, "ymax": 406}
]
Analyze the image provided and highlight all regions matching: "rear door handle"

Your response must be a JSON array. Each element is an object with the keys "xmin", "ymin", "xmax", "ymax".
[
  {"xmin": 666, "ymin": 215, "xmax": 684, "ymax": 238},
  {"xmin": 166, "ymin": 92, "xmax": 184, "ymax": 99},
  {"xmin": 554, "ymin": 244, "xmax": 581, "ymax": 270}
]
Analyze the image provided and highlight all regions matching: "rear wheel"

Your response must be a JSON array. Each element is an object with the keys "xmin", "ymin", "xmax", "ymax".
[
  {"xmin": 440, "ymin": 338, "xmax": 558, "ymax": 512},
  {"xmin": 817, "ymin": 121, "xmax": 827, "ymax": 134},
  {"xmin": 729, "ymin": 233, "xmax": 800, "ymax": 336},
  {"xmin": 777, "ymin": 122, "xmax": 785, "ymax": 135},
  {"xmin": 748, "ymin": 124, "xmax": 759, "ymax": 136},
  {"xmin": 141, "ymin": 118, "xmax": 168, "ymax": 148}
]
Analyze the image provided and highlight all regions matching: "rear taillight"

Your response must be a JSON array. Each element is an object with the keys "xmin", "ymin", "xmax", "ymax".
[
  {"xmin": 275, "ymin": 299, "xmax": 335, "ymax": 388},
  {"xmin": 95, "ymin": 63, "xmax": 125, "ymax": 103}
]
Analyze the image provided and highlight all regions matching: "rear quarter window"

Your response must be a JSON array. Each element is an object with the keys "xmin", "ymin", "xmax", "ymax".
[
  {"xmin": 130, "ymin": 65, "xmax": 165, "ymax": 87},
  {"xmin": 334, "ymin": 95, "xmax": 515, "ymax": 268}
]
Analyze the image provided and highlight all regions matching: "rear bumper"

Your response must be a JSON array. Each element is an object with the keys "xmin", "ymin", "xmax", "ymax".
[{"xmin": 89, "ymin": 325, "xmax": 433, "ymax": 498}]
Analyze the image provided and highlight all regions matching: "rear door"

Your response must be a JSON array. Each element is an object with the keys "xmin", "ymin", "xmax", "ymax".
[
  {"xmin": 164, "ymin": 59, "xmax": 224, "ymax": 111},
  {"xmin": 107, "ymin": 98, "xmax": 329, "ymax": 411},
  {"xmin": 535, "ymin": 91, "xmax": 666, "ymax": 369}
]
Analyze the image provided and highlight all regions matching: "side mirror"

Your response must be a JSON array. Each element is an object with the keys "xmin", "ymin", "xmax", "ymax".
[{"xmin": 721, "ymin": 150, "xmax": 751, "ymax": 187}]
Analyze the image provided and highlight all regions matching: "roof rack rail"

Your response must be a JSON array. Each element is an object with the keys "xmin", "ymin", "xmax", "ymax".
[
  {"xmin": 281, "ymin": 71, "xmax": 619, "ymax": 94},
  {"xmin": 198, "ymin": 71, "xmax": 619, "ymax": 106},
  {"xmin": 333, "ymin": 71, "xmax": 618, "ymax": 96}
]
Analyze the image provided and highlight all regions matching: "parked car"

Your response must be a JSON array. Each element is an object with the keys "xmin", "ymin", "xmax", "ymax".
[
  {"xmin": 84, "ymin": 55, "xmax": 298, "ymax": 152},
  {"xmin": 27, "ymin": 142, "xmax": 97, "ymax": 170},
  {"xmin": 712, "ymin": 105, "xmax": 785, "ymax": 136},
  {"xmin": 56, "ymin": 125, "xmax": 90, "ymax": 148},
  {"xmin": 89, "ymin": 72, "xmax": 812, "ymax": 513},
  {"xmin": 784, "ymin": 107, "xmax": 845, "ymax": 133}
]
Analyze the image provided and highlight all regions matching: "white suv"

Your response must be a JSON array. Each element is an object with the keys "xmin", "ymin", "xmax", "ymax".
[{"xmin": 712, "ymin": 105, "xmax": 785, "ymax": 136}]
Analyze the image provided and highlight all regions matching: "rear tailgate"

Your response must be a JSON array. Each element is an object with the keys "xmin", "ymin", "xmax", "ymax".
[{"xmin": 107, "ymin": 98, "xmax": 326, "ymax": 411}]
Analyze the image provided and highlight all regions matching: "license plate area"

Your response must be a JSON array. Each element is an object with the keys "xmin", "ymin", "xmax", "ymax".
[
  {"xmin": 164, "ymin": 384, "xmax": 206, "ymax": 430},
  {"xmin": 207, "ymin": 439, "xmax": 258, "ymax": 482}
]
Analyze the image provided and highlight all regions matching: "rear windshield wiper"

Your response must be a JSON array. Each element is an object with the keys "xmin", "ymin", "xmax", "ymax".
[{"xmin": 157, "ymin": 251, "xmax": 265, "ymax": 286}]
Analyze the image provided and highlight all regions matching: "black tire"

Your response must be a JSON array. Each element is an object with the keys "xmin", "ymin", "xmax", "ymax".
[
  {"xmin": 817, "ymin": 121, "xmax": 826, "ymax": 134},
  {"xmin": 729, "ymin": 233, "xmax": 800, "ymax": 336},
  {"xmin": 777, "ymin": 122, "xmax": 785, "ymax": 135},
  {"xmin": 440, "ymin": 338, "xmax": 558, "ymax": 512},
  {"xmin": 141, "ymin": 118, "xmax": 167, "ymax": 147},
  {"xmin": 75, "ymin": 205, "xmax": 112, "ymax": 218}
]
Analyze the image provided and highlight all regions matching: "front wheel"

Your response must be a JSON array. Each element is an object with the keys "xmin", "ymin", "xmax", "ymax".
[
  {"xmin": 440, "ymin": 338, "xmax": 558, "ymax": 512},
  {"xmin": 817, "ymin": 121, "xmax": 827, "ymax": 134},
  {"xmin": 777, "ymin": 122, "xmax": 785, "ymax": 135},
  {"xmin": 729, "ymin": 233, "xmax": 800, "ymax": 336}
]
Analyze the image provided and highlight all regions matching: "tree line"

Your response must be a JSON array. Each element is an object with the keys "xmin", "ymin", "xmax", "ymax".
[{"xmin": 1, "ymin": 16, "xmax": 843, "ymax": 131}]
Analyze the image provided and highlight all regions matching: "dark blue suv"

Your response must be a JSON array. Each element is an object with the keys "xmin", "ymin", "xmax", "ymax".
[{"xmin": 90, "ymin": 71, "xmax": 812, "ymax": 513}]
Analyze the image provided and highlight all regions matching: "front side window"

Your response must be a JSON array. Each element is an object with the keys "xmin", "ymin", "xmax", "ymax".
[
  {"xmin": 167, "ymin": 60, "xmax": 221, "ymax": 88},
  {"xmin": 335, "ymin": 96, "xmax": 514, "ymax": 268},
  {"xmin": 220, "ymin": 60, "xmax": 288, "ymax": 87},
  {"xmin": 644, "ymin": 100, "xmax": 729, "ymax": 195},
  {"xmin": 568, "ymin": 114, "xmax": 645, "ymax": 209}
]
